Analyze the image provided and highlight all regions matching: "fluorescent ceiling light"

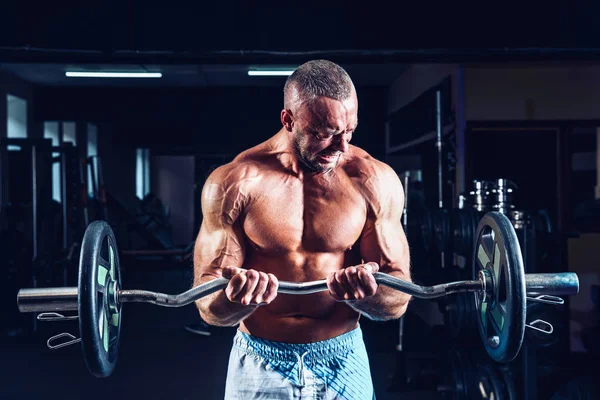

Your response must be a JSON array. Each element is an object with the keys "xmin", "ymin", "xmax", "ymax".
[
  {"xmin": 248, "ymin": 70, "xmax": 294, "ymax": 76},
  {"xmin": 65, "ymin": 72, "xmax": 162, "ymax": 78}
]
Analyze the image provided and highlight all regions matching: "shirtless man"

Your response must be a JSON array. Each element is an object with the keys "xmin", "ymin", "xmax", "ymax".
[{"xmin": 193, "ymin": 59, "xmax": 412, "ymax": 399}]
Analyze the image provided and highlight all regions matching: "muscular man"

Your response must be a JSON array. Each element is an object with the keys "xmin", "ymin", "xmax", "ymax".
[{"xmin": 194, "ymin": 59, "xmax": 412, "ymax": 399}]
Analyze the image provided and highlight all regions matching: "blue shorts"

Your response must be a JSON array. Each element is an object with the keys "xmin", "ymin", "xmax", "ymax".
[{"xmin": 224, "ymin": 325, "xmax": 375, "ymax": 399}]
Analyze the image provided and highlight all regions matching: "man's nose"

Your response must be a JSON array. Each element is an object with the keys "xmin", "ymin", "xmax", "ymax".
[{"xmin": 331, "ymin": 135, "xmax": 349, "ymax": 153}]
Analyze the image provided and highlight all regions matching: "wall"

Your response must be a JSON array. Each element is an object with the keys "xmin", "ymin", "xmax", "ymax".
[
  {"xmin": 464, "ymin": 63, "xmax": 600, "ymax": 121},
  {"xmin": 34, "ymin": 86, "xmax": 389, "ymax": 159},
  {"xmin": 34, "ymin": 85, "xmax": 389, "ymax": 235},
  {"xmin": 388, "ymin": 64, "xmax": 459, "ymax": 114},
  {"xmin": 386, "ymin": 63, "xmax": 466, "ymax": 194},
  {"xmin": 151, "ymin": 155, "xmax": 196, "ymax": 246},
  {"xmin": 96, "ymin": 122, "xmax": 137, "ymax": 211},
  {"xmin": 463, "ymin": 63, "xmax": 600, "ymax": 230}
]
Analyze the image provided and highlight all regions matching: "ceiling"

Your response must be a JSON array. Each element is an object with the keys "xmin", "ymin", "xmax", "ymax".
[{"xmin": 0, "ymin": 63, "xmax": 410, "ymax": 88}]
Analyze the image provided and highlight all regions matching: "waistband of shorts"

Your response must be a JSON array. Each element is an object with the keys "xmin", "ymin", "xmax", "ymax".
[{"xmin": 232, "ymin": 325, "xmax": 364, "ymax": 362}]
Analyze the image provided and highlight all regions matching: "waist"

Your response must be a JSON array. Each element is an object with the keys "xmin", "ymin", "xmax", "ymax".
[
  {"xmin": 240, "ymin": 306, "xmax": 360, "ymax": 342},
  {"xmin": 232, "ymin": 324, "xmax": 365, "ymax": 362}
]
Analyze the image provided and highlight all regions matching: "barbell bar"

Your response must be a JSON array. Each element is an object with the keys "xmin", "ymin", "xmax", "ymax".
[
  {"xmin": 14, "ymin": 211, "xmax": 580, "ymax": 378},
  {"xmin": 17, "ymin": 271, "xmax": 577, "ymax": 313}
]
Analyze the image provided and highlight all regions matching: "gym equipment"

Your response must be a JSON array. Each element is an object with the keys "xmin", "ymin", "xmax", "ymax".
[{"xmin": 15, "ymin": 211, "xmax": 579, "ymax": 377}]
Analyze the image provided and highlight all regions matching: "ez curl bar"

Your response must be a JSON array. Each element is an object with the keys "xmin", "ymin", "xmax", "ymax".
[{"xmin": 16, "ymin": 212, "xmax": 579, "ymax": 378}]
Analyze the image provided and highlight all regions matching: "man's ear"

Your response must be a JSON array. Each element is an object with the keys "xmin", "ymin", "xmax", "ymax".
[{"xmin": 281, "ymin": 109, "xmax": 294, "ymax": 132}]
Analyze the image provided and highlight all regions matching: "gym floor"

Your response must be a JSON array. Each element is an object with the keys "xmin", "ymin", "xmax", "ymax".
[{"xmin": 1, "ymin": 260, "xmax": 440, "ymax": 400}]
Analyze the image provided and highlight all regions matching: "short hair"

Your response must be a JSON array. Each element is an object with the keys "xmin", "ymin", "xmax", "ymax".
[{"xmin": 283, "ymin": 60, "xmax": 355, "ymax": 112}]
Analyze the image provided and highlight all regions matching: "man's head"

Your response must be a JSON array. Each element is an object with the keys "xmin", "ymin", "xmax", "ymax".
[{"xmin": 281, "ymin": 60, "xmax": 358, "ymax": 173}]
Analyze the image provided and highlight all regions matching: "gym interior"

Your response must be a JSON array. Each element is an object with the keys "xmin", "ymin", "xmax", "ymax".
[{"xmin": 2, "ymin": 8, "xmax": 600, "ymax": 400}]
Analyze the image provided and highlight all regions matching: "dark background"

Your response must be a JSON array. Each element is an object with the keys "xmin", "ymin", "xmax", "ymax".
[{"xmin": 1, "ymin": 3, "xmax": 599, "ymax": 399}]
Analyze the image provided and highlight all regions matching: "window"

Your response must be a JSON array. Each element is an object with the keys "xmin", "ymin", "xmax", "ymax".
[
  {"xmin": 44, "ymin": 121, "xmax": 61, "ymax": 202},
  {"xmin": 63, "ymin": 122, "xmax": 76, "ymax": 145},
  {"xmin": 87, "ymin": 124, "xmax": 98, "ymax": 196},
  {"xmin": 7, "ymin": 94, "xmax": 27, "ymax": 150},
  {"xmin": 136, "ymin": 148, "xmax": 150, "ymax": 199}
]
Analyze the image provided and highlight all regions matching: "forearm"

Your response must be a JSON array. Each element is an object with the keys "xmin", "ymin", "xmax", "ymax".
[
  {"xmin": 196, "ymin": 290, "xmax": 258, "ymax": 326},
  {"xmin": 194, "ymin": 275, "xmax": 258, "ymax": 326},
  {"xmin": 348, "ymin": 272, "xmax": 411, "ymax": 321}
]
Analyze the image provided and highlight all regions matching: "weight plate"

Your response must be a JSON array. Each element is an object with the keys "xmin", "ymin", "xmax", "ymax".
[
  {"xmin": 79, "ymin": 220, "xmax": 122, "ymax": 378},
  {"xmin": 496, "ymin": 365, "xmax": 517, "ymax": 400},
  {"xmin": 476, "ymin": 364, "xmax": 505, "ymax": 400},
  {"xmin": 432, "ymin": 209, "xmax": 451, "ymax": 253},
  {"xmin": 438, "ymin": 350, "xmax": 475, "ymax": 400},
  {"xmin": 443, "ymin": 292, "xmax": 478, "ymax": 341},
  {"xmin": 420, "ymin": 208, "xmax": 434, "ymax": 252},
  {"xmin": 472, "ymin": 212, "xmax": 526, "ymax": 363},
  {"xmin": 452, "ymin": 209, "xmax": 477, "ymax": 257}
]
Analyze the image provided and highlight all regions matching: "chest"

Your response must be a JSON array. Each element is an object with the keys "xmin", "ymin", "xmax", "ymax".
[{"xmin": 243, "ymin": 176, "xmax": 367, "ymax": 253}]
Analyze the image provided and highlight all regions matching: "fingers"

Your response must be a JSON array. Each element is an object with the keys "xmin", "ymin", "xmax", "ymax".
[
  {"xmin": 344, "ymin": 267, "xmax": 364, "ymax": 299},
  {"xmin": 327, "ymin": 272, "xmax": 345, "ymax": 301},
  {"xmin": 358, "ymin": 263, "xmax": 378, "ymax": 297},
  {"xmin": 224, "ymin": 268, "xmax": 278, "ymax": 306},
  {"xmin": 327, "ymin": 263, "xmax": 379, "ymax": 302},
  {"xmin": 240, "ymin": 270, "xmax": 260, "ymax": 305},
  {"xmin": 224, "ymin": 268, "xmax": 247, "ymax": 300},
  {"xmin": 262, "ymin": 273, "xmax": 279, "ymax": 304},
  {"xmin": 224, "ymin": 263, "xmax": 379, "ymax": 306}
]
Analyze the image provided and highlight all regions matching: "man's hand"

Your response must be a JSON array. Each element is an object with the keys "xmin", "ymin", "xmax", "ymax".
[
  {"xmin": 326, "ymin": 262, "xmax": 379, "ymax": 302},
  {"xmin": 222, "ymin": 267, "xmax": 279, "ymax": 306}
]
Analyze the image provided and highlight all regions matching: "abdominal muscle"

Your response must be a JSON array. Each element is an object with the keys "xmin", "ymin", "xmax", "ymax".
[{"xmin": 237, "ymin": 251, "xmax": 363, "ymax": 343}]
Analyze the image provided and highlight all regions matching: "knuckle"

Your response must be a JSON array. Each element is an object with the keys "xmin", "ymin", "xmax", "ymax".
[{"xmin": 246, "ymin": 270, "xmax": 258, "ymax": 279}]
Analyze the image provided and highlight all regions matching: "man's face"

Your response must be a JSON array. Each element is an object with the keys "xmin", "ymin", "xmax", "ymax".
[{"xmin": 289, "ymin": 95, "xmax": 358, "ymax": 173}]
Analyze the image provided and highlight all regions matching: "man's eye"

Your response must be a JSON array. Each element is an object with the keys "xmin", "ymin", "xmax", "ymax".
[{"xmin": 314, "ymin": 132, "xmax": 333, "ymax": 140}]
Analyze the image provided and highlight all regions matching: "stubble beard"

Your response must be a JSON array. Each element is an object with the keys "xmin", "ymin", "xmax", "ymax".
[{"xmin": 291, "ymin": 134, "xmax": 331, "ymax": 173}]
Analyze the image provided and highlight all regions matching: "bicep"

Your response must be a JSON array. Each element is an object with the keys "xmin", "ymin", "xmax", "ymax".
[
  {"xmin": 360, "ymin": 215, "xmax": 410, "ymax": 278},
  {"xmin": 193, "ymin": 222, "xmax": 245, "ymax": 283},
  {"xmin": 193, "ymin": 171, "xmax": 246, "ymax": 285}
]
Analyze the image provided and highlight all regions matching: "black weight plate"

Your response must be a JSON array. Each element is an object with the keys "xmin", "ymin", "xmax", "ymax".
[
  {"xmin": 472, "ymin": 212, "xmax": 526, "ymax": 363},
  {"xmin": 496, "ymin": 365, "xmax": 517, "ymax": 400},
  {"xmin": 476, "ymin": 364, "xmax": 505, "ymax": 400},
  {"xmin": 79, "ymin": 220, "xmax": 122, "ymax": 378},
  {"xmin": 432, "ymin": 209, "xmax": 451, "ymax": 253},
  {"xmin": 443, "ymin": 292, "xmax": 478, "ymax": 341},
  {"xmin": 452, "ymin": 209, "xmax": 476, "ymax": 257},
  {"xmin": 420, "ymin": 208, "xmax": 434, "ymax": 252}
]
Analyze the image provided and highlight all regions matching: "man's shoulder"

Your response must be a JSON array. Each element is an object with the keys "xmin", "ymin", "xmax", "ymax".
[
  {"xmin": 344, "ymin": 147, "xmax": 403, "ymax": 213},
  {"xmin": 207, "ymin": 157, "xmax": 261, "ymax": 187},
  {"xmin": 206, "ymin": 142, "xmax": 277, "ymax": 188},
  {"xmin": 345, "ymin": 146, "xmax": 398, "ymax": 182}
]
